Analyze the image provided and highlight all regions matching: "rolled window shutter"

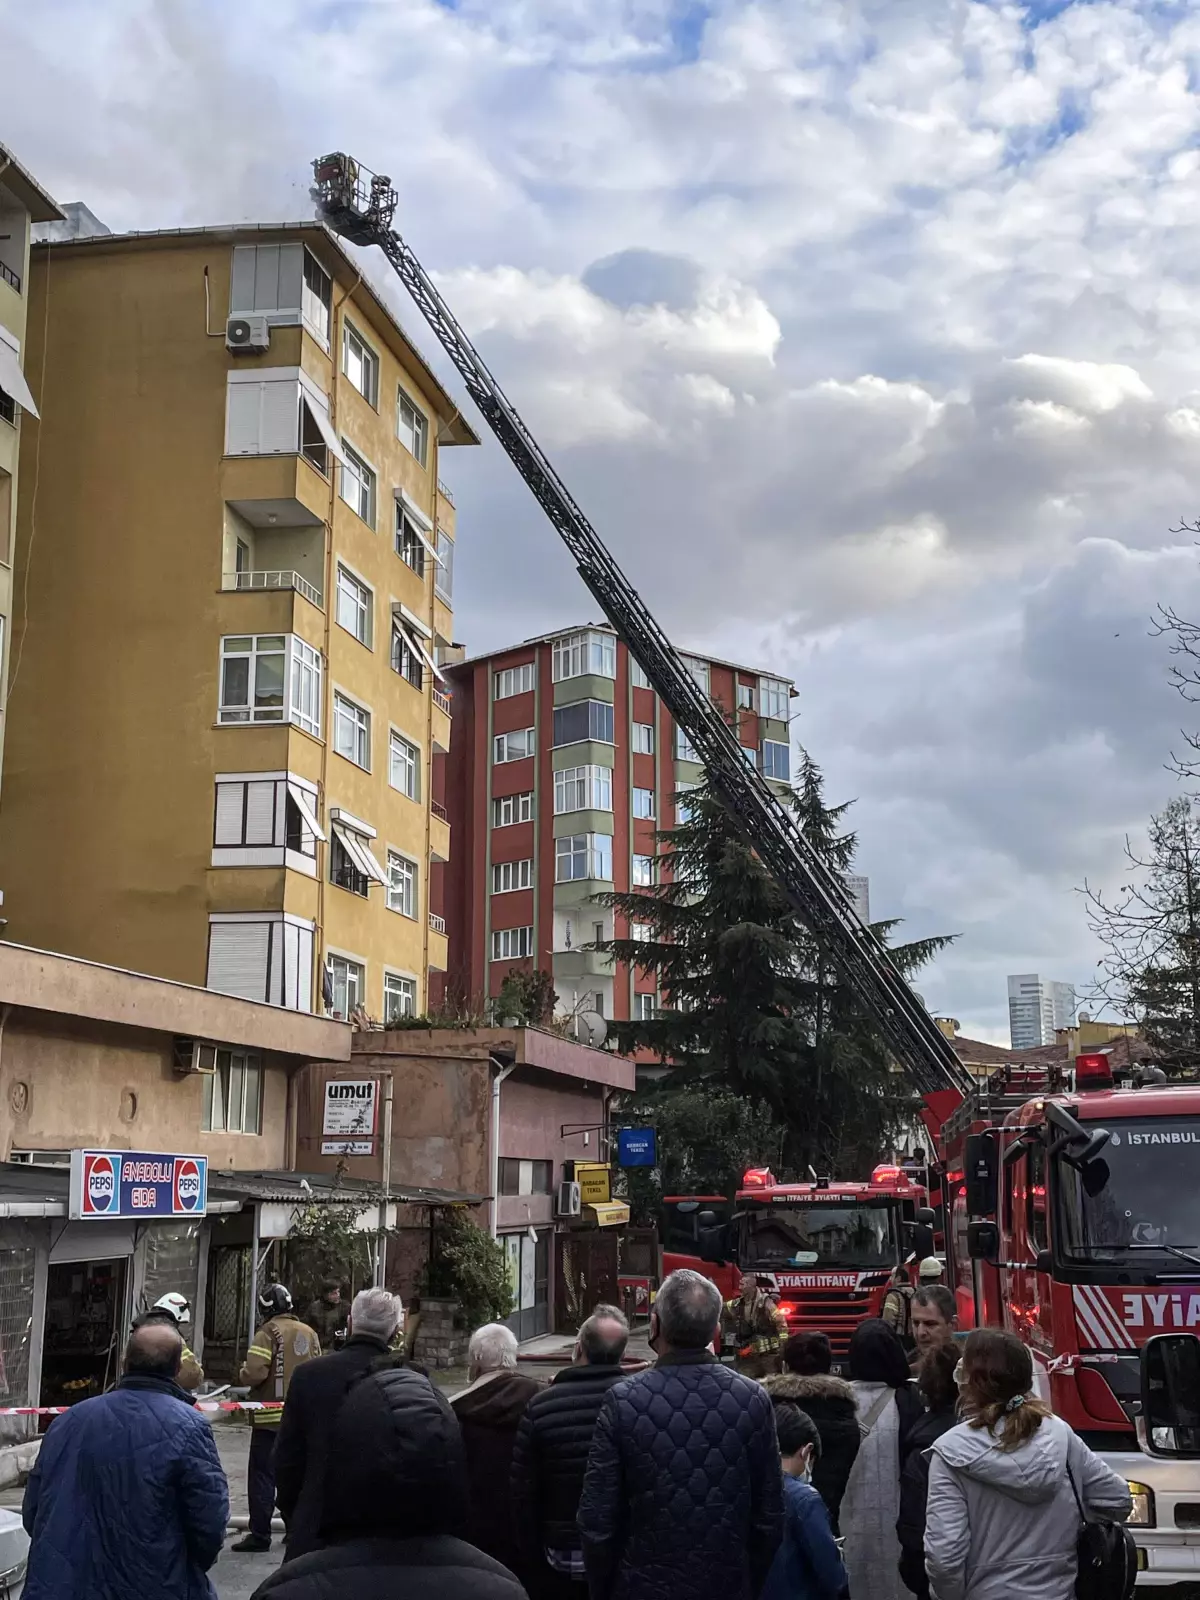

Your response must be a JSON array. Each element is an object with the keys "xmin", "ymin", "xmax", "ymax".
[{"xmin": 207, "ymin": 923, "xmax": 270, "ymax": 1001}]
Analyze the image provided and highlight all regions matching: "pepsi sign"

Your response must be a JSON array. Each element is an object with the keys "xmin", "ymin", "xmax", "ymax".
[{"xmin": 70, "ymin": 1149, "xmax": 209, "ymax": 1220}]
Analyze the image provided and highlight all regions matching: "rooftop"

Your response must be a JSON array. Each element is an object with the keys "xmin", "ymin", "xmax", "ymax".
[
  {"xmin": 33, "ymin": 219, "xmax": 478, "ymax": 446},
  {"xmin": 0, "ymin": 143, "xmax": 64, "ymax": 225}
]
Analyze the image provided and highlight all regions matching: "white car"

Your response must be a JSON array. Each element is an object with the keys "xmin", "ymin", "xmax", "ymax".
[{"xmin": 0, "ymin": 1507, "xmax": 27, "ymax": 1598}]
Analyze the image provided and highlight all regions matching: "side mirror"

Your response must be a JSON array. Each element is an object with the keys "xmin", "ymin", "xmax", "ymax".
[
  {"xmin": 912, "ymin": 1223, "xmax": 935, "ymax": 1260},
  {"xmin": 1141, "ymin": 1334, "xmax": 1200, "ymax": 1457},
  {"xmin": 965, "ymin": 1131, "xmax": 998, "ymax": 1216},
  {"xmin": 1034, "ymin": 1249, "xmax": 1053, "ymax": 1276},
  {"xmin": 967, "ymin": 1221, "xmax": 999, "ymax": 1262},
  {"xmin": 697, "ymin": 1223, "xmax": 730, "ymax": 1266},
  {"xmin": 696, "ymin": 1210, "xmax": 716, "ymax": 1228},
  {"xmin": 916, "ymin": 1207, "xmax": 936, "ymax": 1226}
]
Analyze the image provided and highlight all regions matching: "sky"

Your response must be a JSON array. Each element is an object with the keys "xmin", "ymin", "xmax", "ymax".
[{"xmin": 6, "ymin": 0, "xmax": 1200, "ymax": 1040}]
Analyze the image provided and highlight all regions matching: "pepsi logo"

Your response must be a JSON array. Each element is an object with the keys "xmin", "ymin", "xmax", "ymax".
[
  {"xmin": 85, "ymin": 1154, "xmax": 117, "ymax": 1214},
  {"xmin": 174, "ymin": 1158, "xmax": 203, "ymax": 1212}
]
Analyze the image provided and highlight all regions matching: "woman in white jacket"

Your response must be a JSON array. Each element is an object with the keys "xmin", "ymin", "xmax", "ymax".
[{"xmin": 925, "ymin": 1328, "xmax": 1132, "ymax": 1600}]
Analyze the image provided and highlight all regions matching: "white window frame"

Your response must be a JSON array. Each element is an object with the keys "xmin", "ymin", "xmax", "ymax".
[
  {"xmin": 491, "ymin": 926, "xmax": 534, "ymax": 961},
  {"xmin": 632, "ymin": 787, "xmax": 656, "ymax": 820},
  {"xmin": 325, "ymin": 951, "xmax": 364, "ymax": 1018},
  {"xmin": 435, "ymin": 528, "xmax": 454, "ymax": 603},
  {"xmin": 494, "ymin": 727, "xmax": 536, "ymax": 764},
  {"xmin": 762, "ymin": 740, "xmax": 791, "ymax": 781},
  {"xmin": 333, "ymin": 692, "xmax": 371, "ymax": 770},
  {"xmin": 339, "ymin": 439, "xmax": 377, "ymax": 527},
  {"xmin": 634, "ymin": 992, "xmax": 658, "ymax": 1023},
  {"xmin": 201, "ymin": 1047, "xmax": 264, "ymax": 1135},
  {"xmin": 389, "ymin": 730, "xmax": 420, "ymax": 800},
  {"xmin": 737, "ymin": 682, "xmax": 756, "ymax": 711},
  {"xmin": 682, "ymin": 656, "xmax": 710, "ymax": 695},
  {"xmin": 676, "ymin": 726, "xmax": 700, "ymax": 763},
  {"xmin": 632, "ymin": 853, "xmax": 655, "ymax": 887},
  {"xmin": 218, "ymin": 634, "xmax": 323, "ymax": 738},
  {"xmin": 630, "ymin": 658, "xmax": 652, "ymax": 690},
  {"xmin": 553, "ymin": 764, "xmax": 613, "ymax": 815},
  {"xmin": 218, "ymin": 634, "xmax": 287, "ymax": 725},
  {"xmin": 493, "ymin": 792, "xmax": 534, "ymax": 827},
  {"xmin": 676, "ymin": 783, "xmax": 697, "ymax": 825},
  {"xmin": 552, "ymin": 699, "xmax": 615, "ymax": 748},
  {"xmin": 633, "ymin": 722, "xmax": 655, "ymax": 754},
  {"xmin": 630, "ymin": 923, "xmax": 653, "ymax": 943},
  {"xmin": 290, "ymin": 637, "xmax": 322, "ymax": 737},
  {"xmin": 551, "ymin": 629, "xmax": 617, "ymax": 683},
  {"xmin": 384, "ymin": 971, "xmax": 417, "ymax": 1024},
  {"xmin": 207, "ymin": 912, "xmax": 315, "ymax": 1012},
  {"xmin": 397, "ymin": 385, "xmax": 429, "ymax": 465},
  {"xmin": 212, "ymin": 771, "xmax": 323, "ymax": 876},
  {"xmin": 302, "ymin": 249, "xmax": 332, "ymax": 346},
  {"xmin": 495, "ymin": 662, "xmax": 537, "ymax": 700},
  {"xmin": 335, "ymin": 564, "xmax": 373, "ymax": 647},
  {"xmin": 342, "ymin": 319, "xmax": 380, "ymax": 407},
  {"xmin": 492, "ymin": 858, "xmax": 534, "ymax": 893},
  {"xmin": 387, "ymin": 850, "xmax": 419, "ymax": 919},
  {"xmin": 759, "ymin": 676, "xmax": 790, "ymax": 721},
  {"xmin": 555, "ymin": 832, "xmax": 613, "ymax": 884}
]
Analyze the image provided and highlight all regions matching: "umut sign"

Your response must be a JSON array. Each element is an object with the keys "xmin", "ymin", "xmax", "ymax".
[
  {"xmin": 69, "ymin": 1150, "xmax": 209, "ymax": 1220},
  {"xmin": 321, "ymin": 1078, "xmax": 379, "ymax": 1155}
]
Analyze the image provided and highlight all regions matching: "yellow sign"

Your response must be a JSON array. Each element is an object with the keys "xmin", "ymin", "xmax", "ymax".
[
  {"xmin": 588, "ymin": 1201, "xmax": 630, "ymax": 1228},
  {"xmin": 574, "ymin": 1162, "xmax": 612, "ymax": 1205}
]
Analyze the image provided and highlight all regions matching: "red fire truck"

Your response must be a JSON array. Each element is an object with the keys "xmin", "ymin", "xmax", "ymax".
[
  {"xmin": 662, "ymin": 1164, "xmax": 936, "ymax": 1355},
  {"xmin": 926, "ymin": 1051, "xmax": 1200, "ymax": 1585}
]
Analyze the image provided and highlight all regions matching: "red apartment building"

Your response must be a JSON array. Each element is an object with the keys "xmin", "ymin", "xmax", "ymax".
[{"xmin": 432, "ymin": 624, "xmax": 796, "ymax": 1027}]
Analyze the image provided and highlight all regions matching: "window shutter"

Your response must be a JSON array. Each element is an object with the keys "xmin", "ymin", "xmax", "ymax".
[
  {"xmin": 230, "ymin": 246, "xmax": 258, "ymax": 315},
  {"xmin": 214, "ymin": 782, "xmax": 245, "ymax": 846},
  {"xmin": 207, "ymin": 922, "xmax": 270, "ymax": 1002},
  {"xmin": 243, "ymin": 781, "xmax": 277, "ymax": 845},
  {"xmin": 259, "ymin": 380, "xmax": 301, "ymax": 454},
  {"xmin": 225, "ymin": 381, "xmax": 264, "ymax": 455}
]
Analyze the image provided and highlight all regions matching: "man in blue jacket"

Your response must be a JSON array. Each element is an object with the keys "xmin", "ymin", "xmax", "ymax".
[
  {"xmin": 22, "ymin": 1319, "xmax": 229, "ymax": 1600},
  {"xmin": 578, "ymin": 1268, "xmax": 783, "ymax": 1600}
]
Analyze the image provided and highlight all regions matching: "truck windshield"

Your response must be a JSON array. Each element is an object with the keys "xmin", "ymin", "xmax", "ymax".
[
  {"xmin": 1058, "ymin": 1117, "xmax": 1200, "ymax": 1263},
  {"xmin": 737, "ymin": 1202, "xmax": 897, "ymax": 1268}
]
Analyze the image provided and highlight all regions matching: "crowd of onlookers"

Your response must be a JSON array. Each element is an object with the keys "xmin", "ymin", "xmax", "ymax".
[{"xmin": 16, "ymin": 1267, "xmax": 1135, "ymax": 1600}]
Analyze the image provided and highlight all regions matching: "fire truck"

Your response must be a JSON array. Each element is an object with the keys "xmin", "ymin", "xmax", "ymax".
[
  {"xmin": 663, "ymin": 1163, "xmax": 936, "ymax": 1355},
  {"xmin": 927, "ymin": 1050, "xmax": 1200, "ymax": 1587}
]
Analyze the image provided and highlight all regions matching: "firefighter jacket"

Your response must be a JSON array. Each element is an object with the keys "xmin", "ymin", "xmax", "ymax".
[
  {"xmin": 723, "ymin": 1291, "xmax": 788, "ymax": 1356},
  {"xmin": 240, "ymin": 1314, "xmax": 321, "ymax": 1428},
  {"xmin": 177, "ymin": 1344, "xmax": 204, "ymax": 1391}
]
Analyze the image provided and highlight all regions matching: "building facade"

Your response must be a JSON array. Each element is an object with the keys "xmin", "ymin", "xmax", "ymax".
[
  {"xmin": 1007, "ymin": 973, "xmax": 1077, "ymax": 1049},
  {"xmin": 435, "ymin": 625, "xmax": 796, "ymax": 1023},
  {"xmin": 1, "ymin": 221, "xmax": 476, "ymax": 1022},
  {"xmin": 0, "ymin": 146, "xmax": 62, "ymax": 801}
]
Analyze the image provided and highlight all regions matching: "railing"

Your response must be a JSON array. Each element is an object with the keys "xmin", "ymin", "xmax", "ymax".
[
  {"xmin": 429, "ymin": 911, "xmax": 447, "ymax": 934},
  {"xmin": 432, "ymin": 685, "xmax": 452, "ymax": 716},
  {"xmin": 436, "ymin": 477, "xmax": 455, "ymax": 506},
  {"xmin": 431, "ymin": 798, "xmax": 449, "ymax": 823},
  {"xmin": 224, "ymin": 569, "xmax": 323, "ymax": 608},
  {"xmin": 0, "ymin": 260, "xmax": 21, "ymax": 293}
]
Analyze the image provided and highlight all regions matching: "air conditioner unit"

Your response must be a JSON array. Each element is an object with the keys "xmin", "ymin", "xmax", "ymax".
[
  {"xmin": 226, "ymin": 314, "xmax": 271, "ymax": 353},
  {"xmin": 556, "ymin": 1180, "xmax": 582, "ymax": 1219},
  {"xmin": 173, "ymin": 1038, "xmax": 218, "ymax": 1076}
]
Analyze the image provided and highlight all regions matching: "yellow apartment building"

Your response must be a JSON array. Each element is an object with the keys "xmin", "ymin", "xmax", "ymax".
[
  {"xmin": 1, "ymin": 220, "xmax": 477, "ymax": 1022},
  {"xmin": 0, "ymin": 145, "xmax": 62, "ymax": 795}
]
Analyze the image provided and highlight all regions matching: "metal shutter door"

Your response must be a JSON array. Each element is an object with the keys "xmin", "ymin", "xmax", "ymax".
[{"xmin": 207, "ymin": 922, "xmax": 270, "ymax": 1002}]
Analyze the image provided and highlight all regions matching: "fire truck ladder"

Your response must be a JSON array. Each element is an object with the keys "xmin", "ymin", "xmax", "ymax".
[{"xmin": 312, "ymin": 153, "xmax": 973, "ymax": 1100}]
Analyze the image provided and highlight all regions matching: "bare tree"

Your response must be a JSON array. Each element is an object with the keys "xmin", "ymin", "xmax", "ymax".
[{"xmin": 1152, "ymin": 518, "xmax": 1200, "ymax": 784}]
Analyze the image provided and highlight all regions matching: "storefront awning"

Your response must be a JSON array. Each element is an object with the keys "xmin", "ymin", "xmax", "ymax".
[{"xmin": 587, "ymin": 1201, "xmax": 630, "ymax": 1228}]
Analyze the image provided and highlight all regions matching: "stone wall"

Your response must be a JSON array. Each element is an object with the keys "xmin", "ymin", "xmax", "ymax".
[{"xmin": 412, "ymin": 1295, "xmax": 468, "ymax": 1369}]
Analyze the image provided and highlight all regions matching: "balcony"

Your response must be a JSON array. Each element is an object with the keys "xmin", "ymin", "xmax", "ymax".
[
  {"xmin": 430, "ymin": 799, "xmax": 450, "ymax": 864},
  {"xmin": 436, "ymin": 478, "xmax": 455, "ymax": 507},
  {"xmin": 429, "ymin": 911, "xmax": 447, "ymax": 934},
  {"xmin": 431, "ymin": 685, "xmax": 451, "ymax": 754},
  {"xmin": 0, "ymin": 260, "xmax": 19, "ymax": 293},
  {"xmin": 428, "ymin": 910, "xmax": 448, "ymax": 971},
  {"xmin": 223, "ymin": 569, "xmax": 323, "ymax": 609}
]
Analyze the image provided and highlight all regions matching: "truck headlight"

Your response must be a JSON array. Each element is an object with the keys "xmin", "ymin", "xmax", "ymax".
[{"xmin": 1126, "ymin": 1482, "xmax": 1155, "ymax": 1527}]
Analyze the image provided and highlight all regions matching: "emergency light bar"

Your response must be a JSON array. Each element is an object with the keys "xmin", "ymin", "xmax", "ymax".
[
  {"xmin": 741, "ymin": 1167, "xmax": 773, "ymax": 1189},
  {"xmin": 1075, "ymin": 1052, "xmax": 1114, "ymax": 1090}
]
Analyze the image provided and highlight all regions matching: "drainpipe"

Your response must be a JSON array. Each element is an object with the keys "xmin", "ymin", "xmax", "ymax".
[
  {"xmin": 489, "ymin": 1054, "xmax": 515, "ymax": 1240},
  {"xmin": 376, "ymin": 1072, "xmax": 395, "ymax": 1285}
]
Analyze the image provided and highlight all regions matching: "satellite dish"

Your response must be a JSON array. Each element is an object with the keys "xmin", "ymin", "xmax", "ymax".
[{"xmin": 572, "ymin": 1010, "xmax": 608, "ymax": 1047}]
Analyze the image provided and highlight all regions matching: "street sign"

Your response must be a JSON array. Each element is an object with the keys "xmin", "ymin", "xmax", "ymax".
[
  {"xmin": 69, "ymin": 1150, "xmax": 208, "ymax": 1220},
  {"xmin": 617, "ymin": 1128, "xmax": 657, "ymax": 1168},
  {"xmin": 321, "ymin": 1078, "xmax": 378, "ymax": 1155}
]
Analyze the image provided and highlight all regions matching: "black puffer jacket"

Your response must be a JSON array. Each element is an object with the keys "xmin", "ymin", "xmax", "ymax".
[
  {"xmin": 896, "ymin": 1403, "xmax": 957, "ymax": 1599},
  {"xmin": 761, "ymin": 1372, "xmax": 861, "ymax": 1535},
  {"xmin": 577, "ymin": 1350, "xmax": 782, "ymax": 1600},
  {"xmin": 451, "ymin": 1369, "xmax": 543, "ymax": 1575},
  {"xmin": 251, "ymin": 1367, "xmax": 526, "ymax": 1600},
  {"xmin": 512, "ymin": 1362, "xmax": 628, "ymax": 1556}
]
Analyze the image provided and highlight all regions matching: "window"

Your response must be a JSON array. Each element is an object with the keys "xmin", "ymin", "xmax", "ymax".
[
  {"xmin": 632, "ymin": 853, "xmax": 655, "ymax": 886},
  {"xmin": 326, "ymin": 953, "xmax": 364, "ymax": 1018},
  {"xmin": 631, "ymin": 658, "xmax": 652, "ymax": 690},
  {"xmin": 229, "ymin": 242, "xmax": 305, "ymax": 321},
  {"xmin": 676, "ymin": 726, "xmax": 700, "ymax": 763},
  {"xmin": 223, "ymin": 369, "xmax": 347, "ymax": 479},
  {"xmin": 682, "ymin": 656, "xmax": 710, "ymax": 695},
  {"xmin": 387, "ymin": 852, "xmax": 418, "ymax": 918},
  {"xmin": 759, "ymin": 676, "xmax": 790, "ymax": 720},
  {"xmin": 495, "ymin": 662, "xmax": 536, "ymax": 700},
  {"xmin": 1026, "ymin": 1142, "xmax": 1049, "ymax": 1254},
  {"xmin": 335, "ymin": 565, "xmax": 372, "ymax": 646},
  {"xmin": 493, "ymin": 792, "xmax": 534, "ymax": 826},
  {"xmin": 384, "ymin": 972, "xmax": 416, "ymax": 1024},
  {"xmin": 389, "ymin": 731, "xmax": 420, "ymax": 799},
  {"xmin": 635, "ymin": 993, "xmax": 657, "ymax": 1022},
  {"xmin": 396, "ymin": 510, "xmax": 427, "ymax": 578},
  {"xmin": 736, "ymin": 682, "xmax": 755, "ymax": 710},
  {"xmin": 213, "ymin": 775, "xmax": 323, "ymax": 869},
  {"xmin": 391, "ymin": 626, "xmax": 423, "ymax": 690},
  {"xmin": 552, "ymin": 630, "xmax": 617, "ymax": 682},
  {"xmin": 235, "ymin": 537, "xmax": 251, "ymax": 574},
  {"xmin": 290, "ymin": 637, "xmax": 322, "ymax": 736},
  {"xmin": 676, "ymin": 783, "xmax": 697, "ymax": 825},
  {"xmin": 492, "ymin": 926, "xmax": 534, "ymax": 960},
  {"xmin": 633, "ymin": 722, "xmax": 655, "ymax": 754},
  {"xmin": 552, "ymin": 700, "xmax": 614, "ymax": 747},
  {"xmin": 207, "ymin": 915, "xmax": 315, "ymax": 1011},
  {"xmin": 498, "ymin": 1158, "xmax": 553, "ymax": 1196},
  {"xmin": 331, "ymin": 830, "xmax": 369, "ymax": 897},
  {"xmin": 0, "ymin": 389, "xmax": 14, "ymax": 428},
  {"xmin": 494, "ymin": 727, "xmax": 536, "ymax": 763},
  {"xmin": 219, "ymin": 634, "xmax": 322, "ymax": 735},
  {"xmin": 201, "ymin": 1049, "xmax": 263, "ymax": 1135},
  {"xmin": 334, "ymin": 693, "xmax": 370, "ymax": 769},
  {"xmin": 342, "ymin": 321, "xmax": 379, "ymax": 407},
  {"xmin": 556, "ymin": 833, "xmax": 613, "ymax": 883},
  {"xmin": 631, "ymin": 923, "xmax": 653, "ymax": 943},
  {"xmin": 435, "ymin": 529, "xmax": 454, "ymax": 602},
  {"xmin": 302, "ymin": 250, "xmax": 332, "ymax": 344},
  {"xmin": 492, "ymin": 858, "xmax": 533, "ymax": 893},
  {"xmin": 633, "ymin": 787, "xmax": 656, "ymax": 820},
  {"xmin": 762, "ymin": 740, "xmax": 791, "ymax": 781},
  {"xmin": 740, "ymin": 744, "xmax": 758, "ymax": 769},
  {"xmin": 554, "ymin": 764, "xmax": 613, "ymax": 814},
  {"xmin": 340, "ymin": 441, "xmax": 376, "ymax": 526},
  {"xmin": 397, "ymin": 386, "xmax": 429, "ymax": 465}
]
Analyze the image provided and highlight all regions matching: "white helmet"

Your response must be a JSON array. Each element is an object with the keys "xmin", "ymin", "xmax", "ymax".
[{"xmin": 152, "ymin": 1292, "xmax": 191, "ymax": 1325}]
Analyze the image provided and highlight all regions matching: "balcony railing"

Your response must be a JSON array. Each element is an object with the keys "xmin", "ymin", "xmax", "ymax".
[
  {"xmin": 436, "ymin": 477, "xmax": 455, "ymax": 507},
  {"xmin": 429, "ymin": 911, "xmax": 447, "ymax": 935},
  {"xmin": 432, "ymin": 685, "xmax": 452, "ymax": 716},
  {"xmin": 224, "ymin": 569, "xmax": 323, "ymax": 609},
  {"xmin": 0, "ymin": 260, "xmax": 21, "ymax": 293},
  {"xmin": 431, "ymin": 799, "xmax": 449, "ymax": 823}
]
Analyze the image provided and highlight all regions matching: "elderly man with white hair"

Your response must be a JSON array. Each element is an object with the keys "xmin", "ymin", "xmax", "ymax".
[
  {"xmin": 273, "ymin": 1284, "xmax": 407, "ymax": 1560},
  {"xmin": 451, "ymin": 1321, "xmax": 541, "ymax": 1579}
]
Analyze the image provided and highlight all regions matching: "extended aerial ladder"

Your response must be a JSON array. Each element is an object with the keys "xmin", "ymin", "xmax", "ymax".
[{"xmin": 312, "ymin": 152, "xmax": 972, "ymax": 1099}]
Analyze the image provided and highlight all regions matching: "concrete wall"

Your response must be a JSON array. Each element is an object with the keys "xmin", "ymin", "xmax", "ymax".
[{"xmin": 495, "ymin": 1072, "xmax": 607, "ymax": 1230}]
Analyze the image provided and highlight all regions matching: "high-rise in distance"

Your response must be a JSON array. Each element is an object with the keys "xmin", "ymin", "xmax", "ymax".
[{"xmin": 1008, "ymin": 973, "xmax": 1076, "ymax": 1049}]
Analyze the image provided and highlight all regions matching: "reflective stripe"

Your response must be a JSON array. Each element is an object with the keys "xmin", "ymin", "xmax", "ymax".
[{"xmin": 247, "ymin": 1345, "xmax": 271, "ymax": 1358}]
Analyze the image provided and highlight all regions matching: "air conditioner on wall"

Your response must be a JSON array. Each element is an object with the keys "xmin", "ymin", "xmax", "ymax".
[
  {"xmin": 556, "ymin": 1181, "xmax": 582, "ymax": 1219},
  {"xmin": 173, "ymin": 1038, "xmax": 218, "ymax": 1076},
  {"xmin": 226, "ymin": 313, "xmax": 271, "ymax": 353}
]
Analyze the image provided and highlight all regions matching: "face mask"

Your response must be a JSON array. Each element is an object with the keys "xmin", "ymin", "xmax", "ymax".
[{"xmin": 953, "ymin": 1360, "xmax": 966, "ymax": 1388}]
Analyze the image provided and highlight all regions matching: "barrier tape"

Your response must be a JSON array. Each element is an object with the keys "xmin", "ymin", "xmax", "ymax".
[{"xmin": 0, "ymin": 1401, "xmax": 285, "ymax": 1416}]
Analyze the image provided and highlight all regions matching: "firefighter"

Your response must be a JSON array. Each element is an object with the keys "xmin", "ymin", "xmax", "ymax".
[
  {"xmin": 230, "ymin": 1283, "xmax": 321, "ymax": 1553},
  {"xmin": 723, "ymin": 1272, "xmax": 788, "ymax": 1378},
  {"xmin": 304, "ymin": 1279, "xmax": 349, "ymax": 1348},
  {"xmin": 134, "ymin": 1293, "xmax": 204, "ymax": 1392},
  {"xmin": 881, "ymin": 1262, "xmax": 916, "ymax": 1350}
]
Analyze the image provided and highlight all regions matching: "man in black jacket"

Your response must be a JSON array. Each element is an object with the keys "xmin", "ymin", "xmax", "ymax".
[
  {"xmin": 273, "ymin": 1286, "xmax": 407, "ymax": 1559},
  {"xmin": 578, "ymin": 1269, "xmax": 782, "ymax": 1600},
  {"xmin": 512, "ymin": 1304, "xmax": 630, "ymax": 1599},
  {"xmin": 763, "ymin": 1331, "xmax": 861, "ymax": 1534}
]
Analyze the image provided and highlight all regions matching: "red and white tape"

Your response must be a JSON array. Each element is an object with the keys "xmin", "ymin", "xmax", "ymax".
[{"xmin": 0, "ymin": 1401, "xmax": 285, "ymax": 1416}]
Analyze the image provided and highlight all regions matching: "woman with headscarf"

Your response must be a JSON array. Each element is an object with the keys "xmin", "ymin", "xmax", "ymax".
[{"xmin": 838, "ymin": 1319, "xmax": 922, "ymax": 1600}]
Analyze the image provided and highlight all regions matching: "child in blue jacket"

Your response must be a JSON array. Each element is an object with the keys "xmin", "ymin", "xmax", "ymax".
[{"xmin": 762, "ymin": 1401, "xmax": 849, "ymax": 1600}]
